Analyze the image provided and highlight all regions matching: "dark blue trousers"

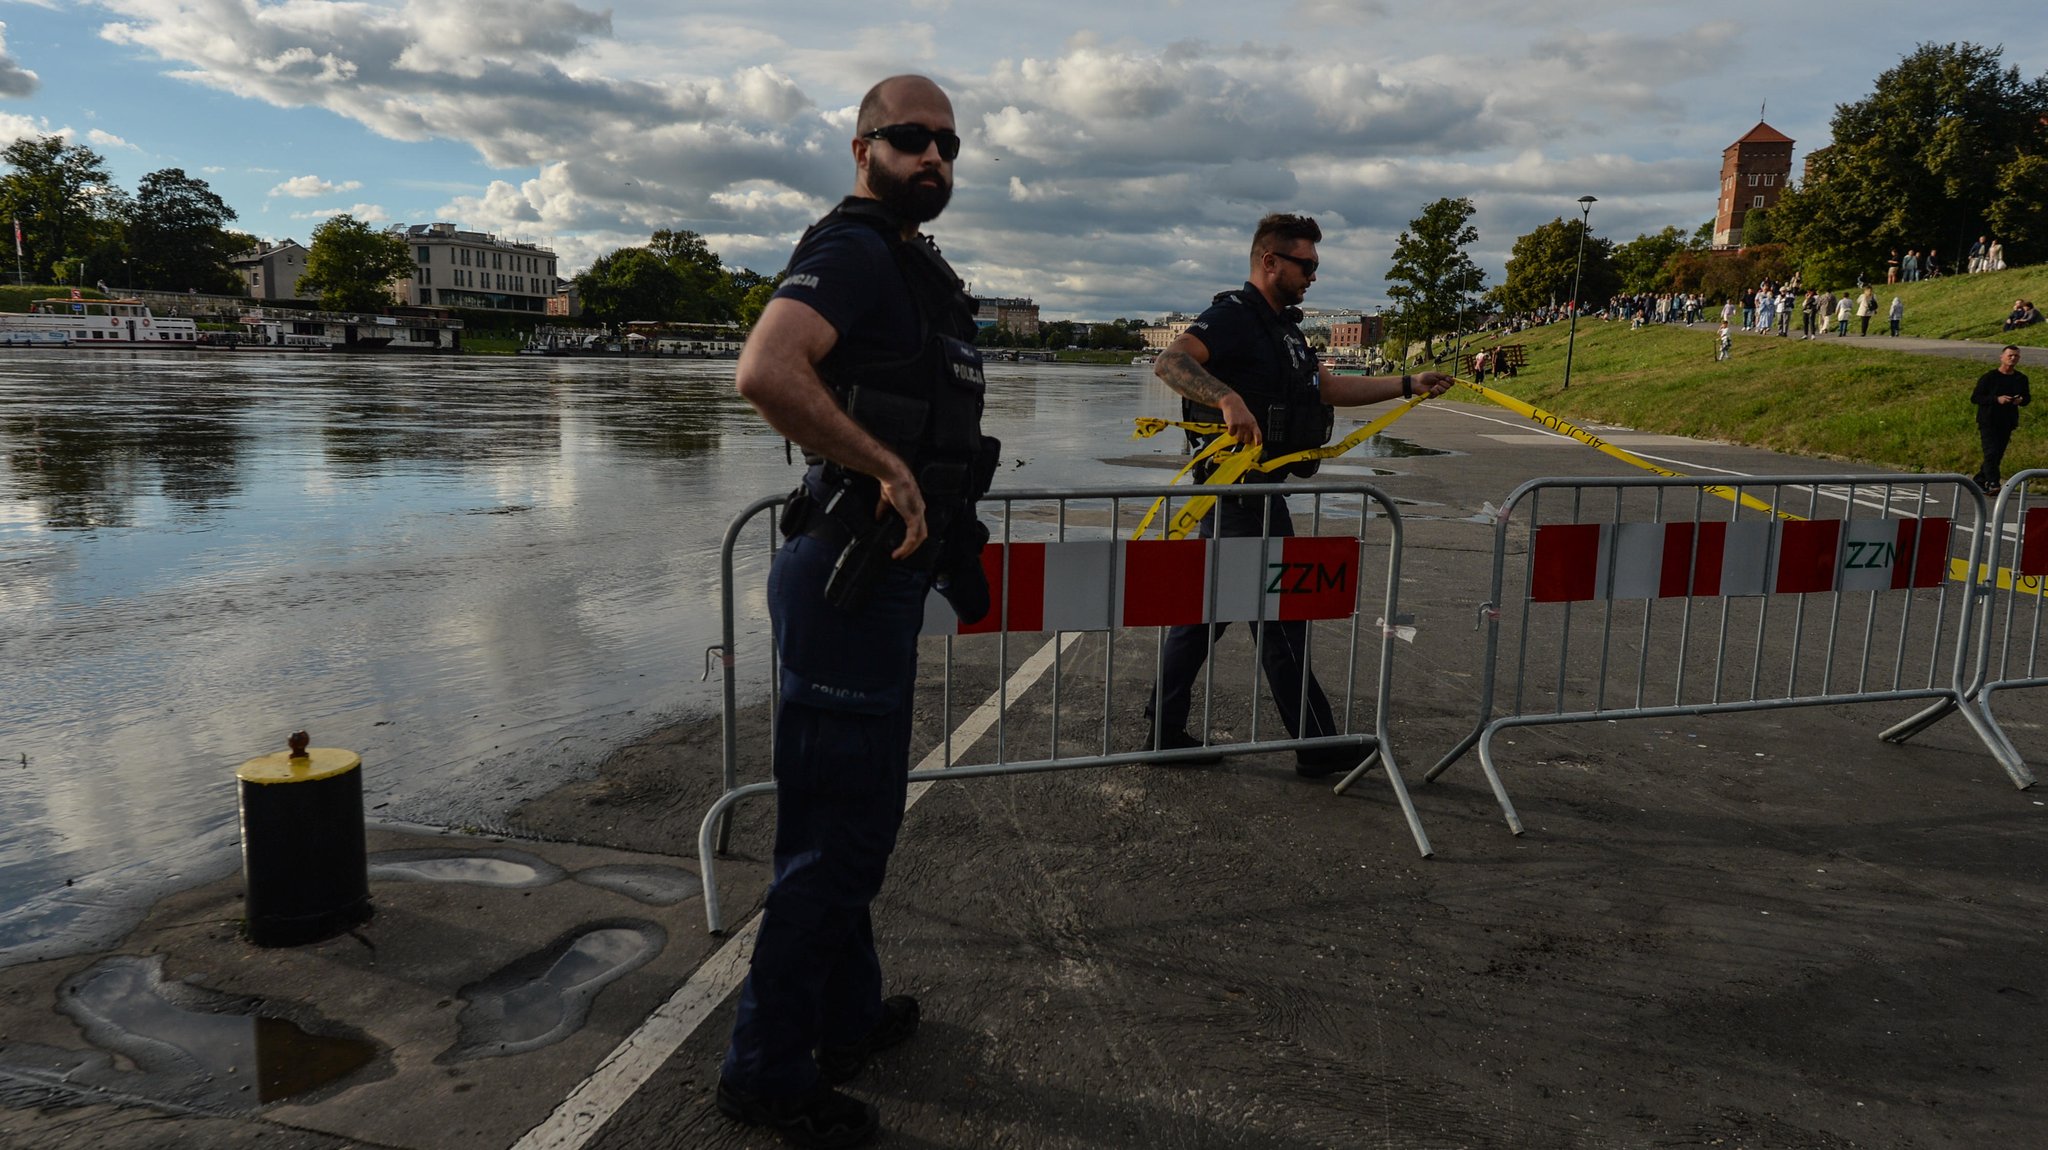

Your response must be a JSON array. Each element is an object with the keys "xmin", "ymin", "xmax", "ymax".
[
  {"xmin": 723, "ymin": 534, "xmax": 926, "ymax": 1097},
  {"xmin": 1979, "ymin": 423, "xmax": 2016, "ymax": 489},
  {"xmin": 1150, "ymin": 491, "xmax": 1338, "ymax": 743}
]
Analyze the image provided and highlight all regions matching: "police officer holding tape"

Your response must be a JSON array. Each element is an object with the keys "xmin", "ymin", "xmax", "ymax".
[
  {"xmin": 720, "ymin": 74, "xmax": 997, "ymax": 1149},
  {"xmin": 1149, "ymin": 213, "xmax": 1452, "ymax": 775}
]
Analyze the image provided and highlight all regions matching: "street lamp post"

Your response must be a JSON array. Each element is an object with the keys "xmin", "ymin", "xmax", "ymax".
[{"xmin": 1562, "ymin": 194, "xmax": 1597, "ymax": 391}]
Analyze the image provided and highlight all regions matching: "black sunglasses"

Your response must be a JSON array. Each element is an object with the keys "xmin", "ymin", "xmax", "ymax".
[
  {"xmin": 863, "ymin": 123, "xmax": 962, "ymax": 162},
  {"xmin": 1270, "ymin": 252, "xmax": 1318, "ymax": 276}
]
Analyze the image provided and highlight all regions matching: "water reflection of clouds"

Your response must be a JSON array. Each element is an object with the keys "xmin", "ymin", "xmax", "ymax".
[{"xmin": 1, "ymin": 357, "xmax": 1182, "ymax": 964}]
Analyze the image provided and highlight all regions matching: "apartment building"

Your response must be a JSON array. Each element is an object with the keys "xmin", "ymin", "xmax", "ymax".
[
  {"xmin": 229, "ymin": 240, "xmax": 310, "ymax": 301},
  {"xmin": 396, "ymin": 222, "xmax": 559, "ymax": 314},
  {"xmin": 973, "ymin": 295, "xmax": 1040, "ymax": 338}
]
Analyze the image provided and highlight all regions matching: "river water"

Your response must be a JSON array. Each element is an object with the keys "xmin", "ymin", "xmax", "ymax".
[{"xmin": 0, "ymin": 351, "xmax": 1414, "ymax": 965}]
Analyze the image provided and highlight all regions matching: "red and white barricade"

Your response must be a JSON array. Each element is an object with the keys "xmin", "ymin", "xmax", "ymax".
[
  {"xmin": 920, "ymin": 536, "xmax": 1364, "ymax": 635},
  {"xmin": 1884, "ymin": 469, "xmax": 2048, "ymax": 783},
  {"xmin": 1429, "ymin": 474, "xmax": 2015, "ymax": 836},
  {"xmin": 700, "ymin": 482, "xmax": 1428, "ymax": 932}
]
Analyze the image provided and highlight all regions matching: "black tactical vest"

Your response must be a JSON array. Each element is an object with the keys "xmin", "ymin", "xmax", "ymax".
[
  {"xmin": 792, "ymin": 197, "xmax": 996, "ymax": 540},
  {"xmin": 1181, "ymin": 286, "xmax": 1333, "ymax": 479}
]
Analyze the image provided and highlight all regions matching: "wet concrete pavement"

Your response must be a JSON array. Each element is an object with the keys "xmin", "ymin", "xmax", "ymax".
[{"xmin": 6, "ymin": 402, "xmax": 2048, "ymax": 1149}]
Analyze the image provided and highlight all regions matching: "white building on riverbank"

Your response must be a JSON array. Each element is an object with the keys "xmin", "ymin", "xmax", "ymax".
[{"xmin": 393, "ymin": 222, "xmax": 559, "ymax": 316}]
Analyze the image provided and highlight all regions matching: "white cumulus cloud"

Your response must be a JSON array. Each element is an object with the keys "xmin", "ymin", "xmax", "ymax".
[
  {"xmin": 0, "ymin": 23, "xmax": 40, "ymax": 97},
  {"xmin": 270, "ymin": 175, "xmax": 363, "ymax": 198},
  {"xmin": 291, "ymin": 203, "xmax": 389, "ymax": 223}
]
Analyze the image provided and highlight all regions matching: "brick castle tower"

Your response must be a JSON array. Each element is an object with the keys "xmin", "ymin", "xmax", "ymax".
[{"xmin": 1712, "ymin": 122, "xmax": 1794, "ymax": 248}]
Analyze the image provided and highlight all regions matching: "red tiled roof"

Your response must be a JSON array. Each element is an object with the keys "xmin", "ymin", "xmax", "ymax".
[{"xmin": 1735, "ymin": 121, "xmax": 1793, "ymax": 145}]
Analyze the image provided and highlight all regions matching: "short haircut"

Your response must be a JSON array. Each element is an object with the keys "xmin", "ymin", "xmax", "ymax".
[
  {"xmin": 1251, "ymin": 213, "xmax": 1322, "ymax": 262},
  {"xmin": 856, "ymin": 75, "xmax": 939, "ymax": 136},
  {"xmin": 2005, "ymin": 344, "xmax": 2023, "ymax": 354}
]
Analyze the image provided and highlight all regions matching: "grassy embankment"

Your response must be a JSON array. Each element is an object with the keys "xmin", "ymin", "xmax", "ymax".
[
  {"xmin": 0, "ymin": 285, "xmax": 107, "ymax": 309},
  {"xmin": 1451, "ymin": 264, "xmax": 2048, "ymax": 479},
  {"xmin": 1875, "ymin": 264, "xmax": 2048, "ymax": 347}
]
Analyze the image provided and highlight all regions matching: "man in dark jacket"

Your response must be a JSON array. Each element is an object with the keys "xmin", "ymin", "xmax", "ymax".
[
  {"xmin": 720, "ymin": 73, "xmax": 989, "ymax": 1150},
  {"xmin": 1972, "ymin": 345, "xmax": 2031, "ymax": 494},
  {"xmin": 1146, "ymin": 213, "xmax": 1452, "ymax": 776}
]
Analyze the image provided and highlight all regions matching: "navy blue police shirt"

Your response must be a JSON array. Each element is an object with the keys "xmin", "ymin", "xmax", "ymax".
[
  {"xmin": 1184, "ymin": 281, "xmax": 1321, "ymax": 485},
  {"xmin": 770, "ymin": 203, "xmax": 925, "ymax": 500}
]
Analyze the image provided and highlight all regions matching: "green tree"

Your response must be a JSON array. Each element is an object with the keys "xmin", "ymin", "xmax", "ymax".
[
  {"xmin": 1737, "ymin": 205, "xmax": 1777, "ymax": 246},
  {"xmin": 1612, "ymin": 226, "xmax": 1690, "ymax": 293},
  {"xmin": 648, "ymin": 228, "xmax": 735, "ymax": 322},
  {"xmin": 1987, "ymin": 152, "xmax": 2048, "ymax": 265},
  {"xmin": 0, "ymin": 135, "xmax": 112, "ymax": 284},
  {"xmin": 128, "ymin": 168, "xmax": 241, "ymax": 294},
  {"xmin": 298, "ymin": 214, "xmax": 414, "ymax": 311},
  {"xmin": 737, "ymin": 270, "xmax": 782, "ymax": 327},
  {"xmin": 1776, "ymin": 43, "xmax": 2048, "ymax": 284},
  {"xmin": 1697, "ymin": 245, "xmax": 1794, "ymax": 302},
  {"xmin": 1662, "ymin": 250, "xmax": 1710, "ymax": 294},
  {"xmin": 1492, "ymin": 216, "xmax": 1617, "ymax": 315},
  {"xmin": 576, "ymin": 246, "xmax": 687, "ymax": 327},
  {"xmin": 1382, "ymin": 196, "xmax": 1486, "ymax": 357},
  {"xmin": 1105, "ymin": 318, "xmax": 1147, "ymax": 350}
]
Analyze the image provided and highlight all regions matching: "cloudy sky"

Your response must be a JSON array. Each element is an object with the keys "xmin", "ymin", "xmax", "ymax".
[{"xmin": 0, "ymin": 1, "xmax": 2036, "ymax": 319}]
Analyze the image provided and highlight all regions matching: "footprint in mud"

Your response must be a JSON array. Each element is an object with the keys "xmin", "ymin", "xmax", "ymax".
[
  {"xmin": 440, "ymin": 920, "xmax": 665, "ymax": 1062},
  {"xmin": 574, "ymin": 864, "xmax": 700, "ymax": 906},
  {"xmin": 0, "ymin": 954, "xmax": 379, "ymax": 1112},
  {"xmin": 367, "ymin": 847, "xmax": 565, "ymax": 888}
]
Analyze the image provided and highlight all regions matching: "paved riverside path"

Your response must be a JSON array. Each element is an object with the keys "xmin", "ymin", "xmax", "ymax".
[{"xmin": 6, "ymin": 403, "xmax": 2047, "ymax": 1149}]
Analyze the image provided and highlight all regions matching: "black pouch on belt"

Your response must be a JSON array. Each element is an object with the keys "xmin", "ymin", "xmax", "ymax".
[{"xmin": 779, "ymin": 485, "xmax": 815, "ymax": 539}]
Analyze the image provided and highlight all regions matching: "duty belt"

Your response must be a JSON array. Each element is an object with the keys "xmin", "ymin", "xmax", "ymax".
[{"xmin": 786, "ymin": 486, "xmax": 940, "ymax": 571}]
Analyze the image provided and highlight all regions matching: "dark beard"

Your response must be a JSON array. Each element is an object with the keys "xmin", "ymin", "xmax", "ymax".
[{"xmin": 867, "ymin": 161, "xmax": 951, "ymax": 224}]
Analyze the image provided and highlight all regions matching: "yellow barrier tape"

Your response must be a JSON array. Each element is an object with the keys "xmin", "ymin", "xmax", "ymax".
[
  {"xmin": 1132, "ymin": 417, "xmax": 1226, "ymax": 439},
  {"xmin": 1952, "ymin": 555, "xmax": 2048, "ymax": 597},
  {"xmin": 1130, "ymin": 397, "xmax": 1430, "ymax": 540},
  {"xmin": 1156, "ymin": 444, "xmax": 1265, "ymax": 539},
  {"xmin": 1461, "ymin": 379, "xmax": 2048, "ymax": 592},
  {"xmin": 1457, "ymin": 379, "xmax": 1796, "ymax": 521},
  {"xmin": 1135, "ymin": 383, "xmax": 2032, "ymax": 596},
  {"xmin": 1256, "ymin": 395, "xmax": 1428, "ymax": 475},
  {"xmin": 1130, "ymin": 432, "xmax": 1243, "ymax": 537}
]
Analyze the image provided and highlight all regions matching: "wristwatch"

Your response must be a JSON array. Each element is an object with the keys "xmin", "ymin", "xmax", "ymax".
[{"xmin": 1401, "ymin": 374, "xmax": 1414, "ymax": 398}]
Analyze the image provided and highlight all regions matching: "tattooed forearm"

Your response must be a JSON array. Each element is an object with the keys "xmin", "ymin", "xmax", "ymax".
[{"xmin": 1155, "ymin": 348, "xmax": 1236, "ymax": 406}]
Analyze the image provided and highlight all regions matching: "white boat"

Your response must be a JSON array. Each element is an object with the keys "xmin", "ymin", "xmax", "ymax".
[
  {"xmin": 238, "ymin": 307, "xmax": 461, "ymax": 352},
  {"xmin": 0, "ymin": 294, "xmax": 201, "ymax": 348}
]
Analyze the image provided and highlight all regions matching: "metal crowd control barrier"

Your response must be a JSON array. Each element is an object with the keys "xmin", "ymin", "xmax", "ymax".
[
  {"xmin": 697, "ymin": 481, "xmax": 1428, "ymax": 933},
  {"xmin": 1427, "ymin": 474, "xmax": 2010, "ymax": 835},
  {"xmin": 1883, "ymin": 467, "xmax": 2048, "ymax": 783}
]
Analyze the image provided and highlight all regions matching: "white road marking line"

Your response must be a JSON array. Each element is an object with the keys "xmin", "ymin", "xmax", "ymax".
[
  {"xmin": 1439, "ymin": 403, "xmax": 1955, "ymax": 516},
  {"xmin": 511, "ymin": 632, "xmax": 1079, "ymax": 1150}
]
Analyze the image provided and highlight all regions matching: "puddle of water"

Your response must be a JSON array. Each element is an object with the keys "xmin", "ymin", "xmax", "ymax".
[
  {"xmin": 442, "ymin": 920, "xmax": 664, "ymax": 1061},
  {"xmin": 0, "ymin": 955, "xmax": 381, "ymax": 1111},
  {"xmin": 574, "ymin": 864, "xmax": 699, "ymax": 906},
  {"xmin": 1348, "ymin": 433, "xmax": 1447, "ymax": 459},
  {"xmin": 367, "ymin": 848, "xmax": 565, "ymax": 889}
]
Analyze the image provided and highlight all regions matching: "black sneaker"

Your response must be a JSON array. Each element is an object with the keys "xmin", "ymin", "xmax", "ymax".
[
  {"xmin": 817, "ymin": 995, "xmax": 920, "ymax": 1085},
  {"xmin": 716, "ymin": 1078, "xmax": 879, "ymax": 1149},
  {"xmin": 1294, "ymin": 739, "xmax": 1374, "ymax": 779},
  {"xmin": 1144, "ymin": 727, "xmax": 1222, "ymax": 765}
]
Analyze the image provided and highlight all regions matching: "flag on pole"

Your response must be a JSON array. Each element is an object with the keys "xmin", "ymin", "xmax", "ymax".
[{"xmin": 11, "ymin": 218, "xmax": 19, "ymax": 258}]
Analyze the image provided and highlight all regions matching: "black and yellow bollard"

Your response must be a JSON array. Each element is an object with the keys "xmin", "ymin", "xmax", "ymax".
[{"xmin": 237, "ymin": 731, "xmax": 371, "ymax": 947}]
